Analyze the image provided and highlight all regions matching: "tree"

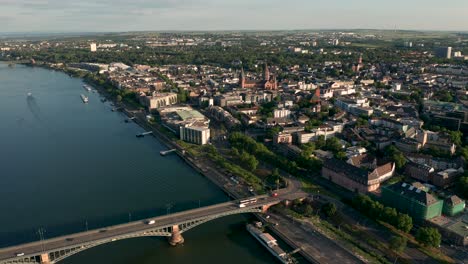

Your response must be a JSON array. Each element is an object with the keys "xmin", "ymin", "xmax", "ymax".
[
  {"xmin": 230, "ymin": 147, "xmax": 240, "ymax": 157},
  {"xmin": 321, "ymin": 202, "xmax": 337, "ymax": 217},
  {"xmin": 457, "ymin": 175, "xmax": 468, "ymax": 199},
  {"xmin": 390, "ymin": 236, "xmax": 407, "ymax": 253},
  {"xmin": 116, "ymin": 95, "xmax": 122, "ymax": 102},
  {"xmin": 449, "ymin": 131, "xmax": 462, "ymax": 146},
  {"xmin": 382, "ymin": 207, "xmax": 398, "ymax": 224},
  {"xmin": 356, "ymin": 117, "xmax": 369, "ymax": 127},
  {"xmin": 240, "ymin": 152, "xmax": 259, "ymax": 172},
  {"xmin": 324, "ymin": 137, "xmax": 342, "ymax": 153},
  {"xmin": 395, "ymin": 214, "xmax": 413, "ymax": 233},
  {"xmin": 315, "ymin": 135, "xmax": 326, "ymax": 149},
  {"xmin": 266, "ymin": 126, "xmax": 282, "ymax": 139},
  {"xmin": 416, "ymin": 227, "xmax": 441, "ymax": 247},
  {"xmin": 335, "ymin": 151, "xmax": 347, "ymax": 160},
  {"xmin": 385, "ymin": 145, "xmax": 407, "ymax": 170},
  {"xmin": 460, "ymin": 146, "xmax": 468, "ymax": 161},
  {"xmin": 304, "ymin": 204, "xmax": 314, "ymax": 217}
]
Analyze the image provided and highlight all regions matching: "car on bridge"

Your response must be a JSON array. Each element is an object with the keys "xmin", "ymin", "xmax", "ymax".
[
  {"xmin": 147, "ymin": 220, "xmax": 156, "ymax": 225},
  {"xmin": 15, "ymin": 253, "xmax": 24, "ymax": 257}
]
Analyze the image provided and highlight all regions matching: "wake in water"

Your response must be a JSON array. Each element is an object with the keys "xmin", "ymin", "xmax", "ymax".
[{"xmin": 26, "ymin": 95, "xmax": 42, "ymax": 122}]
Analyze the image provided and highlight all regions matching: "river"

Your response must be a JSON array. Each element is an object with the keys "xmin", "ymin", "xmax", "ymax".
[{"xmin": 0, "ymin": 62, "xmax": 283, "ymax": 264}]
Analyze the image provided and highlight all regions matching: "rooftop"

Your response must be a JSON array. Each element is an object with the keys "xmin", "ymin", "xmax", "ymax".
[{"xmin": 384, "ymin": 182, "xmax": 441, "ymax": 206}]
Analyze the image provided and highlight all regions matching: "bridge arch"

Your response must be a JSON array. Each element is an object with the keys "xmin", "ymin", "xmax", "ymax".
[{"xmin": 0, "ymin": 205, "xmax": 265, "ymax": 264}]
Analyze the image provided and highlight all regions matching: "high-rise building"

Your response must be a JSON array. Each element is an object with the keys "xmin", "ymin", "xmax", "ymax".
[
  {"xmin": 404, "ymin": 41, "xmax": 413, "ymax": 48},
  {"xmin": 90, "ymin": 43, "xmax": 97, "ymax": 52},
  {"xmin": 435, "ymin": 47, "xmax": 452, "ymax": 59}
]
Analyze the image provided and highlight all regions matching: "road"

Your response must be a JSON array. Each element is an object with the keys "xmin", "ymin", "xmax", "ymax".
[{"xmin": 0, "ymin": 188, "xmax": 305, "ymax": 263}]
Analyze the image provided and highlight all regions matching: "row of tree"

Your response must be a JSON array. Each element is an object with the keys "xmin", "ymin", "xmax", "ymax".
[
  {"xmin": 352, "ymin": 195, "xmax": 413, "ymax": 233},
  {"xmin": 229, "ymin": 132, "xmax": 299, "ymax": 175}
]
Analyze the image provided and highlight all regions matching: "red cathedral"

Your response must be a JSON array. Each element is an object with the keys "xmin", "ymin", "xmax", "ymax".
[{"xmin": 240, "ymin": 64, "xmax": 278, "ymax": 90}]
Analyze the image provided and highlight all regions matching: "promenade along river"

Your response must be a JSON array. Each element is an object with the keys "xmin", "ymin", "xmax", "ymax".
[{"xmin": 0, "ymin": 63, "xmax": 279, "ymax": 264}]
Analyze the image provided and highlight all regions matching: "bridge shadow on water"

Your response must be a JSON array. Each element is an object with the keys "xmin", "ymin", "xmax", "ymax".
[{"xmin": 0, "ymin": 200, "xmax": 223, "ymax": 248}]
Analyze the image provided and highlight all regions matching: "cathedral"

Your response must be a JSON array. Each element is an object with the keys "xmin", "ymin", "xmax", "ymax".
[{"xmin": 239, "ymin": 63, "xmax": 278, "ymax": 90}]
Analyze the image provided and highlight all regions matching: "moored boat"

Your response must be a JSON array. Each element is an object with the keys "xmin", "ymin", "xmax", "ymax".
[
  {"xmin": 246, "ymin": 222, "xmax": 295, "ymax": 264},
  {"xmin": 81, "ymin": 94, "xmax": 89, "ymax": 103}
]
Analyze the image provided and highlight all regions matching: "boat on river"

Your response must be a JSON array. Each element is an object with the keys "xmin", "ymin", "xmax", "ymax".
[
  {"xmin": 246, "ymin": 222, "xmax": 295, "ymax": 264},
  {"xmin": 80, "ymin": 94, "xmax": 89, "ymax": 103}
]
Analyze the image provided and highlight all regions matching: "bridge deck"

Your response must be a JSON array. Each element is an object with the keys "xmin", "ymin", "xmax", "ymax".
[
  {"xmin": 0, "ymin": 194, "xmax": 297, "ymax": 262},
  {"xmin": 0, "ymin": 178, "xmax": 306, "ymax": 263}
]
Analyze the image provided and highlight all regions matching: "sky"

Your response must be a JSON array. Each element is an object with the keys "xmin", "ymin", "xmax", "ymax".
[{"xmin": 0, "ymin": 0, "xmax": 467, "ymax": 33}]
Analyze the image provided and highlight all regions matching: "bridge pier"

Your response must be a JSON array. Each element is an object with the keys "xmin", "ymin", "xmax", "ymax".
[
  {"xmin": 262, "ymin": 204, "xmax": 273, "ymax": 213},
  {"xmin": 40, "ymin": 253, "xmax": 50, "ymax": 264},
  {"xmin": 169, "ymin": 225, "xmax": 184, "ymax": 246}
]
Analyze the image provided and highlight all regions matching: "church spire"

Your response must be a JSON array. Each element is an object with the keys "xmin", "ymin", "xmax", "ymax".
[
  {"xmin": 240, "ymin": 67, "xmax": 246, "ymax": 88},
  {"xmin": 264, "ymin": 63, "xmax": 270, "ymax": 81}
]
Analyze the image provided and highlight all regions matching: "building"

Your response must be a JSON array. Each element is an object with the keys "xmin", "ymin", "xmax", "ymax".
[
  {"xmin": 442, "ymin": 196, "xmax": 465, "ymax": 217},
  {"xmin": 432, "ymin": 168, "xmax": 463, "ymax": 188},
  {"xmin": 273, "ymin": 108, "xmax": 291, "ymax": 119},
  {"xmin": 158, "ymin": 106, "xmax": 210, "ymax": 145},
  {"xmin": 404, "ymin": 162, "xmax": 434, "ymax": 182},
  {"xmin": 335, "ymin": 97, "xmax": 373, "ymax": 117},
  {"xmin": 381, "ymin": 182, "xmax": 443, "ymax": 221},
  {"xmin": 435, "ymin": 47, "xmax": 452, "ymax": 59},
  {"xmin": 294, "ymin": 127, "xmax": 336, "ymax": 144},
  {"xmin": 90, "ymin": 43, "xmax": 97, "ymax": 52},
  {"xmin": 273, "ymin": 132, "xmax": 293, "ymax": 145},
  {"xmin": 395, "ymin": 138, "xmax": 422, "ymax": 153},
  {"xmin": 428, "ymin": 203, "xmax": 468, "ymax": 246},
  {"xmin": 214, "ymin": 94, "xmax": 243, "ymax": 107},
  {"xmin": 322, "ymin": 158, "xmax": 395, "ymax": 193},
  {"xmin": 206, "ymin": 106, "xmax": 241, "ymax": 129},
  {"xmin": 139, "ymin": 92, "xmax": 178, "ymax": 111},
  {"xmin": 180, "ymin": 125, "xmax": 210, "ymax": 145},
  {"xmin": 240, "ymin": 64, "xmax": 278, "ymax": 90}
]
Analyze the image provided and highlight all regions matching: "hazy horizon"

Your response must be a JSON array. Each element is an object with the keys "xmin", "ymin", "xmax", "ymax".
[{"xmin": 1, "ymin": 0, "xmax": 467, "ymax": 33}]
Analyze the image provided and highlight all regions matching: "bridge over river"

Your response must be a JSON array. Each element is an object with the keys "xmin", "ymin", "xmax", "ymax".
[{"xmin": 0, "ymin": 188, "xmax": 306, "ymax": 264}]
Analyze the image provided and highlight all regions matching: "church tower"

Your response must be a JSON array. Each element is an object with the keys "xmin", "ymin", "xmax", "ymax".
[
  {"xmin": 240, "ymin": 68, "xmax": 246, "ymax": 88},
  {"xmin": 264, "ymin": 63, "xmax": 270, "ymax": 81},
  {"xmin": 354, "ymin": 54, "xmax": 363, "ymax": 73}
]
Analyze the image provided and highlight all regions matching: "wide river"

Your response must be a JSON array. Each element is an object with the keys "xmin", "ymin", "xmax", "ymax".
[{"xmin": 0, "ymin": 62, "xmax": 282, "ymax": 263}]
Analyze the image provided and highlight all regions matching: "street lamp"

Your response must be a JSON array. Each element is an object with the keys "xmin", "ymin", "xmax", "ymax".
[
  {"xmin": 37, "ymin": 228, "xmax": 46, "ymax": 253},
  {"xmin": 166, "ymin": 203, "xmax": 173, "ymax": 215}
]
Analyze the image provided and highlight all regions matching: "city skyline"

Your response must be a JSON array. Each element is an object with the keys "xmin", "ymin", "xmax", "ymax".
[{"xmin": 1, "ymin": 0, "xmax": 468, "ymax": 33}]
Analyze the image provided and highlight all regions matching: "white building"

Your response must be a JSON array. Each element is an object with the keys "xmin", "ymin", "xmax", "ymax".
[
  {"xmin": 392, "ymin": 83, "xmax": 402, "ymax": 91},
  {"xmin": 139, "ymin": 92, "xmax": 178, "ymax": 111},
  {"xmin": 180, "ymin": 125, "xmax": 210, "ymax": 145},
  {"xmin": 335, "ymin": 97, "xmax": 373, "ymax": 117},
  {"xmin": 90, "ymin": 43, "xmax": 97, "ymax": 52},
  {"xmin": 274, "ymin": 108, "xmax": 291, "ymax": 119}
]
